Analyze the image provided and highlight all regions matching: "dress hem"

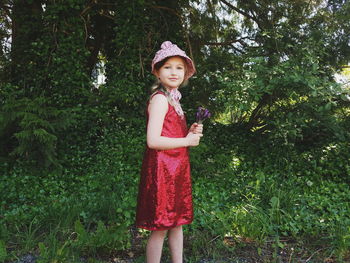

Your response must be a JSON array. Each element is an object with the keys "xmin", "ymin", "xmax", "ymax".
[{"xmin": 135, "ymin": 220, "xmax": 193, "ymax": 231}]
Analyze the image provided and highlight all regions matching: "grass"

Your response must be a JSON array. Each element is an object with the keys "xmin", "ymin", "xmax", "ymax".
[
  {"xmin": 2, "ymin": 175, "xmax": 350, "ymax": 263},
  {"xmin": 3, "ymin": 225, "xmax": 348, "ymax": 263},
  {"xmin": 2, "ymin": 126, "xmax": 350, "ymax": 262}
]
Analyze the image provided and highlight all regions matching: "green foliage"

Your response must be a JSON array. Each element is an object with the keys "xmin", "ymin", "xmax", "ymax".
[
  {"xmin": 187, "ymin": 124, "xmax": 350, "ymax": 260},
  {"xmin": 72, "ymin": 219, "xmax": 129, "ymax": 254},
  {"xmin": 1, "ymin": 118, "xmax": 142, "ymax": 261},
  {"xmin": 0, "ymin": 240, "xmax": 6, "ymax": 263},
  {"xmin": 1, "ymin": 0, "xmax": 350, "ymax": 261},
  {"xmin": 1, "ymin": 120, "xmax": 350, "ymax": 261},
  {"xmin": 0, "ymin": 84, "xmax": 74, "ymax": 166}
]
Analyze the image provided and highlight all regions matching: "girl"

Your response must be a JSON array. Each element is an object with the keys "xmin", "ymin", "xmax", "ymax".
[{"xmin": 136, "ymin": 41, "xmax": 203, "ymax": 263}]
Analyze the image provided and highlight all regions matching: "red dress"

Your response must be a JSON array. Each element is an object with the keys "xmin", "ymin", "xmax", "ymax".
[{"xmin": 136, "ymin": 91, "xmax": 193, "ymax": 231}]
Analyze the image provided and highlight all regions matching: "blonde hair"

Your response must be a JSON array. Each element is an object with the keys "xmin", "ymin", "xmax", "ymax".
[{"xmin": 150, "ymin": 82, "xmax": 175, "ymax": 106}]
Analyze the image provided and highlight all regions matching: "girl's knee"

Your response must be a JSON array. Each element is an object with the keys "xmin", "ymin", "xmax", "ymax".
[
  {"xmin": 169, "ymin": 225, "xmax": 182, "ymax": 233},
  {"xmin": 151, "ymin": 229, "xmax": 168, "ymax": 239},
  {"xmin": 174, "ymin": 225, "xmax": 182, "ymax": 230}
]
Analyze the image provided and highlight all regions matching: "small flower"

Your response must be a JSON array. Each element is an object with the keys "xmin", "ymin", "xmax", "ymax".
[{"xmin": 196, "ymin": 107, "xmax": 211, "ymax": 124}]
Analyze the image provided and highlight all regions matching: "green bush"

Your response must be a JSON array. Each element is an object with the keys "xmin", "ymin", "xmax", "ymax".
[
  {"xmin": 0, "ymin": 117, "xmax": 144, "ymax": 261},
  {"xmin": 1, "ymin": 119, "xmax": 350, "ymax": 261}
]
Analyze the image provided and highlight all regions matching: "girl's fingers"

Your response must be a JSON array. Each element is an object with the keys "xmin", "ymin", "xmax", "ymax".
[
  {"xmin": 190, "ymin": 123, "xmax": 199, "ymax": 132},
  {"xmin": 190, "ymin": 123, "xmax": 203, "ymax": 134},
  {"xmin": 195, "ymin": 125, "xmax": 203, "ymax": 133}
]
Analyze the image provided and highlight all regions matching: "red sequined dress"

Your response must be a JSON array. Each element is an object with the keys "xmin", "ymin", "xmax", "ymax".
[{"xmin": 136, "ymin": 91, "xmax": 193, "ymax": 231}]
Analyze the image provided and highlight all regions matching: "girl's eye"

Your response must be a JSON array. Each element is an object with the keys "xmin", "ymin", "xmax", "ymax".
[{"xmin": 177, "ymin": 67, "xmax": 184, "ymax": 70}]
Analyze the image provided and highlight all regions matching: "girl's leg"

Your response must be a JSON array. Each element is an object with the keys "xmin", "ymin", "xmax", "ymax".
[
  {"xmin": 168, "ymin": 225, "xmax": 183, "ymax": 263},
  {"xmin": 146, "ymin": 230, "xmax": 168, "ymax": 263}
]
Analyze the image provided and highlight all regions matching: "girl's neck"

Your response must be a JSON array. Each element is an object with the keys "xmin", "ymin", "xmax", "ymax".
[{"xmin": 161, "ymin": 84, "xmax": 178, "ymax": 92}]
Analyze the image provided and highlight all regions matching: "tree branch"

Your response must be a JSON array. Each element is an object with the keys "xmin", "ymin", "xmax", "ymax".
[
  {"xmin": 203, "ymin": 36, "xmax": 252, "ymax": 47},
  {"xmin": 150, "ymin": 5, "xmax": 180, "ymax": 17},
  {"xmin": 219, "ymin": 0, "xmax": 262, "ymax": 30},
  {"xmin": 0, "ymin": 3, "xmax": 12, "ymax": 19},
  {"xmin": 247, "ymin": 93, "xmax": 272, "ymax": 129}
]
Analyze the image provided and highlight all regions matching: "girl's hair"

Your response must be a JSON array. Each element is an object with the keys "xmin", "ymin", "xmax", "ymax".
[{"xmin": 150, "ymin": 56, "xmax": 188, "ymax": 106}]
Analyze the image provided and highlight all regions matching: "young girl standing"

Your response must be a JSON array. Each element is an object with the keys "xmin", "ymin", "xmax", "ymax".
[{"xmin": 136, "ymin": 41, "xmax": 203, "ymax": 263}]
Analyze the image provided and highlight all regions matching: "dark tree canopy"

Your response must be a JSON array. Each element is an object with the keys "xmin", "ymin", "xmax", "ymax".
[{"xmin": 0, "ymin": 0, "xmax": 349, "ymax": 166}]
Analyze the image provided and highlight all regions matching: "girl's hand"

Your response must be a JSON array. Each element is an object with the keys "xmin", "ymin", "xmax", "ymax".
[
  {"xmin": 186, "ymin": 132, "xmax": 203, "ymax": 147},
  {"xmin": 189, "ymin": 123, "xmax": 203, "ymax": 134}
]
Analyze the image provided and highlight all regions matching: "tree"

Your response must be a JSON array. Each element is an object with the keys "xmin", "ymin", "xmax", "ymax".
[
  {"xmin": 185, "ymin": 0, "xmax": 350, "ymax": 147},
  {"xmin": 0, "ymin": 0, "xmax": 188, "ymax": 167},
  {"xmin": 0, "ymin": 0, "xmax": 349, "ymax": 167}
]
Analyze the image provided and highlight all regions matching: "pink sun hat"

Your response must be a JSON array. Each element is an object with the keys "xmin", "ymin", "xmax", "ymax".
[{"xmin": 151, "ymin": 41, "xmax": 196, "ymax": 80}]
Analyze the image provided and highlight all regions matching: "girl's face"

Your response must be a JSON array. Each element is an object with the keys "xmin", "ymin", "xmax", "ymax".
[{"xmin": 155, "ymin": 56, "xmax": 186, "ymax": 90}]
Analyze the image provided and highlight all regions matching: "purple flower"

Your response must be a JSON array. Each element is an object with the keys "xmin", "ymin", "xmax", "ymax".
[{"xmin": 196, "ymin": 107, "xmax": 211, "ymax": 124}]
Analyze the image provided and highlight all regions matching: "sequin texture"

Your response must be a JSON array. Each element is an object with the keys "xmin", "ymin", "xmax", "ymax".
[{"xmin": 136, "ymin": 91, "xmax": 193, "ymax": 231}]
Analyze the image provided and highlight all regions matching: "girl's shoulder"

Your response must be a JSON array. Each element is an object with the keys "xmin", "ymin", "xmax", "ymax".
[
  {"xmin": 149, "ymin": 92, "xmax": 168, "ymax": 105},
  {"xmin": 150, "ymin": 90, "xmax": 166, "ymax": 99},
  {"xmin": 149, "ymin": 90, "xmax": 168, "ymax": 105},
  {"xmin": 147, "ymin": 91, "xmax": 169, "ymax": 114}
]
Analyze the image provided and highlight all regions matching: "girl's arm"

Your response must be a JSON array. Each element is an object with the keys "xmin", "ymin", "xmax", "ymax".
[{"xmin": 147, "ymin": 94, "xmax": 202, "ymax": 150}]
